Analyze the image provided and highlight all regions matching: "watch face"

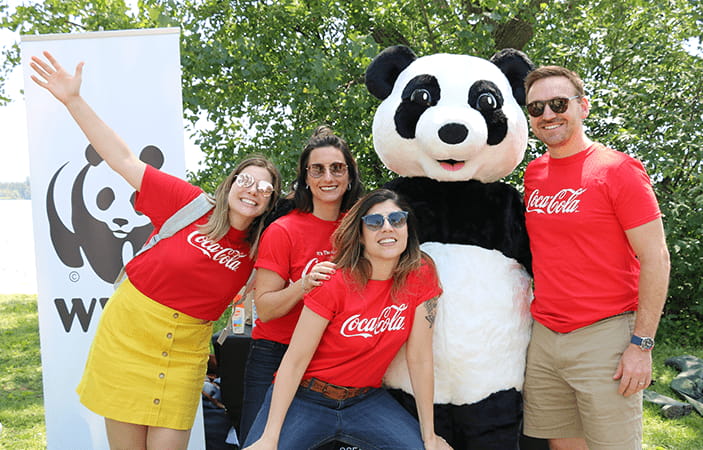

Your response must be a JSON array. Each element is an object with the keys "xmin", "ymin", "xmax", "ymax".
[{"xmin": 641, "ymin": 337, "xmax": 655, "ymax": 350}]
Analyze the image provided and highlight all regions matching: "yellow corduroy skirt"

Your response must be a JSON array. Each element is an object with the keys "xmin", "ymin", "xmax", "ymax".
[{"xmin": 76, "ymin": 278, "xmax": 213, "ymax": 430}]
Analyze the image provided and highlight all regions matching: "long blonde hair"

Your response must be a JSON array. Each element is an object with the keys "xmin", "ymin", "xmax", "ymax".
[
  {"xmin": 198, "ymin": 155, "xmax": 281, "ymax": 258},
  {"xmin": 332, "ymin": 189, "xmax": 435, "ymax": 298}
]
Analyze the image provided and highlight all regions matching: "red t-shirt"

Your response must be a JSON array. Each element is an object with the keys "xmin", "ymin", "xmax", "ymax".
[
  {"xmin": 524, "ymin": 143, "xmax": 661, "ymax": 332},
  {"xmin": 252, "ymin": 210, "xmax": 341, "ymax": 344},
  {"xmin": 301, "ymin": 262, "xmax": 442, "ymax": 388},
  {"xmin": 125, "ymin": 165, "xmax": 254, "ymax": 321}
]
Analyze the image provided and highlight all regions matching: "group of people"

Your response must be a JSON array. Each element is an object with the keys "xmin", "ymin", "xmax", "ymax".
[{"xmin": 30, "ymin": 49, "xmax": 669, "ymax": 450}]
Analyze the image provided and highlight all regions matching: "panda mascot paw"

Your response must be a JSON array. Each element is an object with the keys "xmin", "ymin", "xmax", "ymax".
[{"xmin": 366, "ymin": 46, "xmax": 535, "ymax": 449}]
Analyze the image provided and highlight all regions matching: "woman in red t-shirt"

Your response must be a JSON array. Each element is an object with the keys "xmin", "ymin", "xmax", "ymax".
[
  {"xmin": 239, "ymin": 126, "xmax": 363, "ymax": 442},
  {"xmin": 244, "ymin": 189, "xmax": 451, "ymax": 450},
  {"xmin": 30, "ymin": 52, "xmax": 281, "ymax": 449}
]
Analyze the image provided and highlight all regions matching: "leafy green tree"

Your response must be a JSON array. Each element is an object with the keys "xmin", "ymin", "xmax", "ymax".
[{"xmin": 2, "ymin": 0, "xmax": 701, "ymax": 343}]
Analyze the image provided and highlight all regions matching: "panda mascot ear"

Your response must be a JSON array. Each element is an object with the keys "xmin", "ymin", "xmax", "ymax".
[
  {"xmin": 490, "ymin": 48, "xmax": 535, "ymax": 106},
  {"xmin": 365, "ymin": 45, "xmax": 417, "ymax": 100}
]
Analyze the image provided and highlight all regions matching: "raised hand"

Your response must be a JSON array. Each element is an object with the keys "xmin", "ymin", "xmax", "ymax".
[
  {"xmin": 28, "ymin": 50, "xmax": 146, "ymax": 190},
  {"xmin": 30, "ymin": 51, "xmax": 84, "ymax": 106}
]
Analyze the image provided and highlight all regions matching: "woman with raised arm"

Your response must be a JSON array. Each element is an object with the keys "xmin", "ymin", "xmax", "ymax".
[
  {"xmin": 30, "ymin": 51, "xmax": 281, "ymax": 450},
  {"xmin": 244, "ymin": 189, "xmax": 452, "ymax": 450},
  {"xmin": 238, "ymin": 125, "xmax": 362, "ymax": 442}
]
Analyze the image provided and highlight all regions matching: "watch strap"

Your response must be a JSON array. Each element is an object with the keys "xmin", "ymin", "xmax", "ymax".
[{"xmin": 631, "ymin": 335, "xmax": 655, "ymax": 351}]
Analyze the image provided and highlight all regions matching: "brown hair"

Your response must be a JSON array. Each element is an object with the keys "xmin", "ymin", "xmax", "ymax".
[
  {"xmin": 524, "ymin": 65, "xmax": 585, "ymax": 98},
  {"xmin": 198, "ymin": 155, "xmax": 281, "ymax": 258},
  {"xmin": 292, "ymin": 125, "xmax": 363, "ymax": 213},
  {"xmin": 332, "ymin": 189, "xmax": 435, "ymax": 299}
]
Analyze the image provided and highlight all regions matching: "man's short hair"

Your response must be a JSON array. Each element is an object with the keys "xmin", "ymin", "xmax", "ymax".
[{"xmin": 525, "ymin": 66, "xmax": 585, "ymax": 98}]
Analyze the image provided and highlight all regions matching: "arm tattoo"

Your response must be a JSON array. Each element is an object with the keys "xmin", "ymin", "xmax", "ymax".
[{"xmin": 424, "ymin": 296, "xmax": 438, "ymax": 328}]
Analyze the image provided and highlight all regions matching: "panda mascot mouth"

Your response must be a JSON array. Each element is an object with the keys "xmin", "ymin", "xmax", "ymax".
[{"xmin": 437, "ymin": 159, "xmax": 465, "ymax": 171}]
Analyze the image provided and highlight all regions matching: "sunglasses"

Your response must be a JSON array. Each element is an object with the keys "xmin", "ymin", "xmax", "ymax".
[
  {"xmin": 526, "ymin": 95, "xmax": 581, "ymax": 117},
  {"xmin": 361, "ymin": 211, "xmax": 409, "ymax": 231},
  {"xmin": 234, "ymin": 173, "xmax": 274, "ymax": 197},
  {"xmin": 307, "ymin": 162, "xmax": 348, "ymax": 178}
]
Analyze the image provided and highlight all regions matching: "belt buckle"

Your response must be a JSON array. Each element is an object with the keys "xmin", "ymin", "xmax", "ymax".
[{"xmin": 323, "ymin": 383, "xmax": 349, "ymax": 400}]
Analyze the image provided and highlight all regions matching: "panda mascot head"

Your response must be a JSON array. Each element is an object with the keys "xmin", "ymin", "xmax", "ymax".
[{"xmin": 365, "ymin": 45, "xmax": 533, "ymax": 182}]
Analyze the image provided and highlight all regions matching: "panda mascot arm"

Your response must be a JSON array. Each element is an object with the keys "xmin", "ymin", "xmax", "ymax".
[{"xmin": 366, "ymin": 46, "xmax": 536, "ymax": 449}]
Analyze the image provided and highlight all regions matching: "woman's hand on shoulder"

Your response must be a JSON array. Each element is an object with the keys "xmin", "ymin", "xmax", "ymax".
[
  {"xmin": 302, "ymin": 261, "xmax": 336, "ymax": 293},
  {"xmin": 424, "ymin": 433, "xmax": 453, "ymax": 450}
]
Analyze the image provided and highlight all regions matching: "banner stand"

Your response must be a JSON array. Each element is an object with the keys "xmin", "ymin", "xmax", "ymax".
[{"xmin": 21, "ymin": 28, "xmax": 205, "ymax": 449}]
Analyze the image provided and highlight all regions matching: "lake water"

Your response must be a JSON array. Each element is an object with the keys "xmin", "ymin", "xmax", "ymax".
[{"xmin": 0, "ymin": 199, "xmax": 38, "ymax": 294}]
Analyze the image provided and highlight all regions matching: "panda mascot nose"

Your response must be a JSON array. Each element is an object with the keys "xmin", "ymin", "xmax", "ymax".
[{"xmin": 438, "ymin": 123, "xmax": 469, "ymax": 145}]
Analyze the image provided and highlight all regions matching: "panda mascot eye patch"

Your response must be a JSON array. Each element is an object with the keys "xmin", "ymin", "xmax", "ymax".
[
  {"xmin": 395, "ymin": 75, "xmax": 441, "ymax": 139},
  {"xmin": 469, "ymin": 80, "xmax": 508, "ymax": 145}
]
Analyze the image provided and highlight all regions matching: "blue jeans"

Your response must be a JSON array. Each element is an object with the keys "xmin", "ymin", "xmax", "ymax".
[
  {"xmin": 245, "ymin": 383, "xmax": 425, "ymax": 450},
  {"xmin": 239, "ymin": 339, "xmax": 288, "ymax": 445}
]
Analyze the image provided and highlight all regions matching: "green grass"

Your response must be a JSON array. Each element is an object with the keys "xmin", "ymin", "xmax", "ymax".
[
  {"xmin": 0, "ymin": 294, "xmax": 46, "ymax": 449},
  {"xmin": 1, "ymin": 294, "xmax": 702, "ymax": 449},
  {"xmin": 643, "ymin": 346, "xmax": 703, "ymax": 449}
]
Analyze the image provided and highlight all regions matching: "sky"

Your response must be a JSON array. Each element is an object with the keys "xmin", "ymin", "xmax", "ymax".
[
  {"xmin": 0, "ymin": 0, "xmax": 204, "ymax": 183},
  {"xmin": 0, "ymin": 25, "xmax": 29, "ymax": 182}
]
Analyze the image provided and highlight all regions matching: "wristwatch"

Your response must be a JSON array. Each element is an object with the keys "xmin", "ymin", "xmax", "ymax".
[{"xmin": 631, "ymin": 335, "xmax": 655, "ymax": 351}]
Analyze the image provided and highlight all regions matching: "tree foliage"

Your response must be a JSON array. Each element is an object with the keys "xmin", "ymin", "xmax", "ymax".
[{"xmin": 1, "ymin": 0, "xmax": 701, "ymax": 343}]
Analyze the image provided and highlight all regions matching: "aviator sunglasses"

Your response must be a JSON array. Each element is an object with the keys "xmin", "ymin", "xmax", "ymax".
[
  {"xmin": 307, "ymin": 162, "xmax": 348, "ymax": 178},
  {"xmin": 526, "ymin": 95, "xmax": 581, "ymax": 117},
  {"xmin": 234, "ymin": 173, "xmax": 274, "ymax": 197},
  {"xmin": 361, "ymin": 211, "xmax": 409, "ymax": 231}
]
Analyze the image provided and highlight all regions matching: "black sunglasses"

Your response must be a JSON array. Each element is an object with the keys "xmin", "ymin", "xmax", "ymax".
[
  {"xmin": 526, "ymin": 95, "xmax": 581, "ymax": 117},
  {"xmin": 361, "ymin": 211, "xmax": 409, "ymax": 231}
]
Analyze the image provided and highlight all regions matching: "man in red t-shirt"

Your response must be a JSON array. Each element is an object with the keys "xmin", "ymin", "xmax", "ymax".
[{"xmin": 522, "ymin": 66, "xmax": 670, "ymax": 449}]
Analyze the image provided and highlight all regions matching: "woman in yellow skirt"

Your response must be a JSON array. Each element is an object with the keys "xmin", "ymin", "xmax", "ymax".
[{"xmin": 30, "ymin": 51, "xmax": 281, "ymax": 449}]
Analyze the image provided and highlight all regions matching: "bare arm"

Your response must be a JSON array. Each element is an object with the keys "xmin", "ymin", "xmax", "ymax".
[
  {"xmin": 30, "ymin": 51, "xmax": 146, "ymax": 190},
  {"xmin": 406, "ymin": 296, "xmax": 451, "ymax": 449},
  {"xmin": 244, "ymin": 306, "xmax": 328, "ymax": 449},
  {"xmin": 254, "ymin": 262, "xmax": 336, "ymax": 322},
  {"xmin": 614, "ymin": 218, "xmax": 670, "ymax": 396}
]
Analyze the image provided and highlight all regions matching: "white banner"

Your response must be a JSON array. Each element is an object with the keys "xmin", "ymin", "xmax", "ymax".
[{"xmin": 21, "ymin": 28, "xmax": 205, "ymax": 449}]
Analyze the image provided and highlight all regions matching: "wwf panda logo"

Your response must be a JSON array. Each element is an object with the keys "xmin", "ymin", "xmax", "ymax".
[{"xmin": 46, "ymin": 144, "xmax": 164, "ymax": 284}]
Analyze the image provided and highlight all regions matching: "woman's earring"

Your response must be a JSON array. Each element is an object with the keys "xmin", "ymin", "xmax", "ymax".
[
  {"xmin": 305, "ymin": 184, "xmax": 310, "ymax": 190},
  {"xmin": 347, "ymin": 182, "xmax": 352, "ymax": 191}
]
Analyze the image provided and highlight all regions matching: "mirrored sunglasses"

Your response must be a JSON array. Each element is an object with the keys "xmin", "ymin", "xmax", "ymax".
[
  {"xmin": 526, "ymin": 95, "xmax": 581, "ymax": 117},
  {"xmin": 361, "ymin": 211, "xmax": 409, "ymax": 231},
  {"xmin": 307, "ymin": 162, "xmax": 348, "ymax": 178},
  {"xmin": 234, "ymin": 173, "xmax": 274, "ymax": 197}
]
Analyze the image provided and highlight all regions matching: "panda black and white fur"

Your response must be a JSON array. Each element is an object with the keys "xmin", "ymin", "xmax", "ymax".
[
  {"xmin": 366, "ymin": 45, "xmax": 534, "ymax": 448},
  {"xmin": 46, "ymin": 144, "xmax": 163, "ymax": 284}
]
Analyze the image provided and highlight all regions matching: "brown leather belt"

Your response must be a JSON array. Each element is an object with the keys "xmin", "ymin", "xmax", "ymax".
[{"xmin": 300, "ymin": 378, "xmax": 371, "ymax": 400}]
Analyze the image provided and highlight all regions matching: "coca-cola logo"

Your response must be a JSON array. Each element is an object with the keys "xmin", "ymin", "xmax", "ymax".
[
  {"xmin": 526, "ymin": 188, "xmax": 587, "ymax": 215},
  {"xmin": 340, "ymin": 304, "xmax": 408, "ymax": 338},
  {"xmin": 186, "ymin": 230, "xmax": 246, "ymax": 271}
]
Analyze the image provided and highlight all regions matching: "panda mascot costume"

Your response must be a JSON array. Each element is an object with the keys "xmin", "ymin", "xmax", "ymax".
[{"xmin": 365, "ymin": 45, "xmax": 535, "ymax": 449}]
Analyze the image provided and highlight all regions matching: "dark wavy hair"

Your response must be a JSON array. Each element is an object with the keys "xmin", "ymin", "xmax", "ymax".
[
  {"xmin": 332, "ymin": 189, "xmax": 435, "ymax": 298},
  {"xmin": 292, "ymin": 125, "xmax": 363, "ymax": 213}
]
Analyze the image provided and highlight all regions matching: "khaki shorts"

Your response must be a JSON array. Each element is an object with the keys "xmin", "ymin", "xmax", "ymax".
[{"xmin": 523, "ymin": 313, "xmax": 642, "ymax": 449}]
